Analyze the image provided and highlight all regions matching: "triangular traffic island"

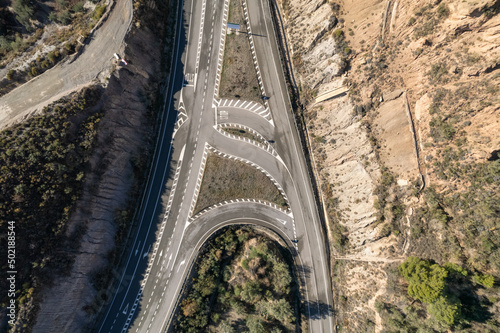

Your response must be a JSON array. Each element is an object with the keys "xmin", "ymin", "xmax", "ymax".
[
  {"xmin": 219, "ymin": 0, "xmax": 262, "ymax": 102},
  {"xmin": 193, "ymin": 153, "xmax": 287, "ymax": 214}
]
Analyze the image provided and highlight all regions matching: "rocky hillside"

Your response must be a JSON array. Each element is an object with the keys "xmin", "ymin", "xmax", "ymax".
[
  {"xmin": 0, "ymin": 0, "xmax": 173, "ymax": 332},
  {"xmin": 276, "ymin": 0, "xmax": 499, "ymax": 331}
]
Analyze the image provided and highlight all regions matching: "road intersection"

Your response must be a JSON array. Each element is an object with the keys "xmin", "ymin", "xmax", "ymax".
[{"xmin": 97, "ymin": 0, "xmax": 335, "ymax": 331}]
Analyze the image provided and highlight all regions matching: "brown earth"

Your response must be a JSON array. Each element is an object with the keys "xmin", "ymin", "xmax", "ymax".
[
  {"xmin": 219, "ymin": 0, "xmax": 261, "ymax": 102},
  {"xmin": 194, "ymin": 153, "xmax": 287, "ymax": 214},
  {"xmin": 277, "ymin": 0, "xmax": 500, "ymax": 331}
]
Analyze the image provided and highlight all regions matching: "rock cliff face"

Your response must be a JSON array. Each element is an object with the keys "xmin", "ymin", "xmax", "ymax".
[
  {"xmin": 30, "ymin": 17, "xmax": 166, "ymax": 333},
  {"xmin": 278, "ymin": 0, "xmax": 500, "ymax": 331},
  {"xmin": 277, "ymin": 0, "xmax": 389, "ymax": 329},
  {"xmin": 279, "ymin": 0, "xmax": 382, "ymax": 249}
]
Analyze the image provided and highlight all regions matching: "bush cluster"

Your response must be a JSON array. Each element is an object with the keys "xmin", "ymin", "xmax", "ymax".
[
  {"xmin": 175, "ymin": 227, "xmax": 297, "ymax": 332},
  {"xmin": 399, "ymin": 257, "xmax": 496, "ymax": 327}
]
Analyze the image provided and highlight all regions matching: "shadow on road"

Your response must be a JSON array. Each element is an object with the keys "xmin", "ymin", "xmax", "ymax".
[
  {"xmin": 94, "ymin": 1, "xmax": 188, "ymax": 332},
  {"xmin": 294, "ymin": 264, "xmax": 312, "ymax": 281},
  {"xmin": 302, "ymin": 300, "xmax": 335, "ymax": 320}
]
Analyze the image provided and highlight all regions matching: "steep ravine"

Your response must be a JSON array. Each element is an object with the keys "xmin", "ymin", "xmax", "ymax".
[{"xmin": 28, "ymin": 5, "xmax": 172, "ymax": 333}]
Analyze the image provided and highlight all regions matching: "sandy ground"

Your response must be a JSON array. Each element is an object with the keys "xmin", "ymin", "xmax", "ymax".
[{"xmin": 373, "ymin": 93, "xmax": 420, "ymax": 182}]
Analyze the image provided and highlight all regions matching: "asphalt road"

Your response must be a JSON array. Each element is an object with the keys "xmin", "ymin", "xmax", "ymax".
[
  {"xmin": 96, "ymin": 0, "xmax": 335, "ymax": 331},
  {"xmin": 0, "ymin": 0, "xmax": 133, "ymax": 129}
]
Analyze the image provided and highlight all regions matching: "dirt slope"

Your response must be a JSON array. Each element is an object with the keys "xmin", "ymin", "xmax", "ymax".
[
  {"xmin": 27, "ymin": 5, "xmax": 169, "ymax": 333},
  {"xmin": 277, "ymin": 0, "xmax": 500, "ymax": 331}
]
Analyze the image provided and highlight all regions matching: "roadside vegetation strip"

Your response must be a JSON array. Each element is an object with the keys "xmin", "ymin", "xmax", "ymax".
[
  {"xmin": 219, "ymin": 0, "xmax": 261, "ymax": 102},
  {"xmin": 174, "ymin": 226, "xmax": 299, "ymax": 332},
  {"xmin": 0, "ymin": 86, "xmax": 103, "ymax": 329},
  {"xmin": 193, "ymin": 152, "xmax": 288, "ymax": 214}
]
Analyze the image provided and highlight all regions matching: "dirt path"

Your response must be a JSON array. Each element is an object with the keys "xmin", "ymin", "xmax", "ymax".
[
  {"xmin": 367, "ymin": 269, "xmax": 388, "ymax": 333},
  {"xmin": 335, "ymin": 256, "xmax": 404, "ymax": 263},
  {"xmin": 0, "ymin": 0, "xmax": 133, "ymax": 129}
]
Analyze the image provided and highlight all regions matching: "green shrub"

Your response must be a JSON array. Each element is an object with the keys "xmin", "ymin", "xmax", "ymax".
[
  {"xmin": 241, "ymin": 258, "xmax": 249, "ymax": 270},
  {"xmin": 72, "ymin": 1, "xmax": 84, "ymax": 13},
  {"xmin": 472, "ymin": 274, "xmax": 495, "ymax": 288},
  {"xmin": 47, "ymin": 50, "xmax": 60, "ymax": 64},
  {"xmin": 30, "ymin": 66, "xmax": 39, "ymax": 76},
  {"xmin": 93, "ymin": 5, "xmax": 107, "ymax": 21},
  {"xmin": 428, "ymin": 296, "xmax": 461, "ymax": 325},
  {"xmin": 7, "ymin": 69, "xmax": 15, "ymax": 80},
  {"xmin": 333, "ymin": 29, "xmax": 343, "ymax": 40},
  {"xmin": 48, "ymin": 11, "xmax": 58, "ymax": 22},
  {"xmin": 58, "ymin": 10, "xmax": 72, "ymax": 25},
  {"xmin": 437, "ymin": 3, "xmax": 450, "ymax": 18},
  {"xmin": 399, "ymin": 257, "xmax": 447, "ymax": 304}
]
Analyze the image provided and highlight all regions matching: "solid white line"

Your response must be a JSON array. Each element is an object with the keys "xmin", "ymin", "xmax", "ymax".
[
  {"xmin": 257, "ymin": 0, "xmax": 333, "ymax": 329},
  {"xmin": 100, "ymin": 0, "xmax": 191, "ymax": 330}
]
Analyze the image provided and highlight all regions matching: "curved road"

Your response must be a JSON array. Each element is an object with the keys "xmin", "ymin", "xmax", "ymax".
[
  {"xmin": 96, "ymin": 0, "xmax": 335, "ymax": 331},
  {"xmin": 0, "ymin": 0, "xmax": 133, "ymax": 129}
]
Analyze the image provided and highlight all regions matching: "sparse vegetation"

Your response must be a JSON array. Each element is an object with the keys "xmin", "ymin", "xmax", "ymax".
[
  {"xmin": 92, "ymin": 4, "xmax": 107, "ymax": 22},
  {"xmin": 427, "ymin": 62, "xmax": 449, "ymax": 85},
  {"xmin": 412, "ymin": 2, "xmax": 449, "ymax": 38},
  {"xmin": 0, "ymin": 0, "xmax": 110, "ymax": 96},
  {"xmin": 0, "ymin": 86, "xmax": 103, "ymax": 329},
  {"xmin": 219, "ymin": 0, "xmax": 261, "ymax": 102},
  {"xmin": 194, "ymin": 153, "xmax": 288, "ymax": 214}
]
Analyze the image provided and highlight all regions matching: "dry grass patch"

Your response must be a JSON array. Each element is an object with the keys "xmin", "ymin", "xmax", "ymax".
[
  {"xmin": 194, "ymin": 153, "xmax": 287, "ymax": 214},
  {"xmin": 219, "ymin": 0, "xmax": 261, "ymax": 102}
]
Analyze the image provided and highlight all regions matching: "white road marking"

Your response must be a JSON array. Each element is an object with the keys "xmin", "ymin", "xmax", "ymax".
[
  {"xmin": 134, "ymin": 241, "xmax": 141, "ymax": 256},
  {"xmin": 166, "ymin": 253, "xmax": 172, "ymax": 270},
  {"xmin": 176, "ymin": 260, "xmax": 186, "ymax": 273},
  {"xmin": 156, "ymin": 250, "xmax": 163, "ymax": 265},
  {"xmin": 143, "ymin": 244, "xmax": 151, "ymax": 259}
]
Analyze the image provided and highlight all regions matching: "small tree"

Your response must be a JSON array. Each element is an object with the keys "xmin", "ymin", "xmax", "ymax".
[
  {"xmin": 399, "ymin": 256, "xmax": 448, "ymax": 303},
  {"xmin": 181, "ymin": 299, "xmax": 199, "ymax": 317},
  {"xmin": 428, "ymin": 296, "xmax": 461, "ymax": 325},
  {"xmin": 268, "ymin": 299, "xmax": 294, "ymax": 323},
  {"xmin": 13, "ymin": 0, "xmax": 34, "ymax": 30},
  {"xmin": 246, "ymin": 315, "xmax": 266, "ymax": 333}
]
